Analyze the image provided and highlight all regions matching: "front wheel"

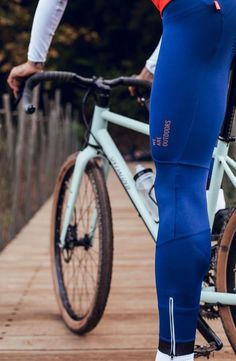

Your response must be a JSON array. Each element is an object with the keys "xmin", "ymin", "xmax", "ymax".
[
  {"xmin": 50, "ymin": 153, "xmax": 113, "ymax": 334},
  {"xmin": 216, "ymin": 207, "xmax": 236, "ymax": 353}
]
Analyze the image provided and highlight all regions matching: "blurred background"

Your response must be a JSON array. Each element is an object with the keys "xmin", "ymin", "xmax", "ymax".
[
  {"xmin": 0, "ymin": 0, "xmax": 162, "ymax": 250},
  {"xmin": 0, "ymin": 0, "xmax": 235, "ymax": 251}
]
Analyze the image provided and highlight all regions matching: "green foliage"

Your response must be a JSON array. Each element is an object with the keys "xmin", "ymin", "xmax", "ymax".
[
  {"xmin": 0, "ymin": 1, "xmax": 31, "ymax": 71},
  {"xmin": 0, "ymin": 0, "xmax": 162, "ymax": 78},
  {"xmin": 54, "ymin": 0, "xmax": 162, "ymax": 77},
  {"xmin": 0, "ymin": 0, "xmax": 162, "ymax": 150}
]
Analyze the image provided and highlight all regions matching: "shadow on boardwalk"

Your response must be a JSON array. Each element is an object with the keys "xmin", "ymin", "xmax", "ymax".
[{"xmin": 0, "ymin": 166, "xmax": 234, "ymax": 360}]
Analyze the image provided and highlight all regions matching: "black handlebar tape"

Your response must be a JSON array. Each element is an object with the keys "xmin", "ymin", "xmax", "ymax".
[
  {"xmin": 104, "ymin": 76, "xmax": 152, "ymax": 90},
  {"xmin": 23, "ymin": 71, "xmax": 93, "ymax": 114},
  {"xmin": 121, "ymin": 77, "xmax": 152, "ymax": 90},
  {"xmin": 23, "ymin": 72, "xmax": 151, "ymax": 115}
]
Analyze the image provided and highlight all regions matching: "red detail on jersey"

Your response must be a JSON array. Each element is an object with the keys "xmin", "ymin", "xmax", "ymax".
[
  {"xmin": 153, "ymin": 0, "xmax": 222, "ymax": 14},
  {"xmin": 152, "ymin": 0, "xmax": 172, "ymax": 14}
]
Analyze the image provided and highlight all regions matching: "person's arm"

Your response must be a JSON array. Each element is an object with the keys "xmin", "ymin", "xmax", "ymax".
[
  {"xmin": 28, "ymin": 0, "xmax": 68, "ymax": 62},
  {"xmin": 129, "ymin": 37, "xmax": 162, "ymax": 96},
  {"xmin": 145, "ymin": 37, "xmax": 162, "ymax": 75},
  {"xmin": 7, "ymin": 0, "xmax": 68, "ymax": 97}
]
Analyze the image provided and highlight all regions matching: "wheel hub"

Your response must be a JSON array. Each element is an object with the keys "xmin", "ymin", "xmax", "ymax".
[{"xmin": 62, "ymin": 225, "xmax": 92, "ymax": 262}]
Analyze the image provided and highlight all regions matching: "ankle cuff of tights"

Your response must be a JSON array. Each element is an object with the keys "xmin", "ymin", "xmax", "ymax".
[{"xmin": 159, "ymin": 339, "xmax": 195, "ymax": 356}]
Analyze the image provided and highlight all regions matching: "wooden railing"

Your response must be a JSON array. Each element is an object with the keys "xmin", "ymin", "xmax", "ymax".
[{"xmin": 0, "ymin": 89, "xmax": 81, "ymax": 250}]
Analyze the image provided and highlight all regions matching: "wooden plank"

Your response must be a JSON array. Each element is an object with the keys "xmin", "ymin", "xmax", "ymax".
[
  {"xmin": 11, "ymin": 106, "xmax": 27, "ymax": 235},
  {"xmin": 0, "ymin": 167, "xmax": 234, "ymax": 359},
  {"xmin": 2, "ymin": 94, "xmax": 14, "ymax": 166},
  {"xmin": 0, "ymin": 350, "xmax": 157, "ymax": 361}
]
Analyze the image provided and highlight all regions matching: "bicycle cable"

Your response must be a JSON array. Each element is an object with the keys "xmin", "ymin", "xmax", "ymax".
[
  {"xmin": 81, "ymin": 86, "xmax": 108, "ymax": 161},
  {"xmin": 81, "ymin": 88, "xmax": 93, "ymax": 149}
]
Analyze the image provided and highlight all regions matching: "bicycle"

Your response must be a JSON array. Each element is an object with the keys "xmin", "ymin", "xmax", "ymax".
[{"xmin": 21, "ymin": 63, "xmax": 236, "ymax": 358}]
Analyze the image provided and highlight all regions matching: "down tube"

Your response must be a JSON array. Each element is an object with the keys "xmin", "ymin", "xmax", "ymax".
[{"xmin": 96, "ymin": 128, "xmax": 158, "ymax": 240}]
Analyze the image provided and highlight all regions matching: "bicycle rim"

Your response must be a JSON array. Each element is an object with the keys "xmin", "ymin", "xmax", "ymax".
[{"xmin": 50, "ymin": 154, "xmax": 113, "ymax": 333}]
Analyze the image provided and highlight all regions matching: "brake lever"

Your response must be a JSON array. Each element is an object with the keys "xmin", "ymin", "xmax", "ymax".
[
  {"xmin": 135, "ymin": 87, "xmax": 150, "ymax": 112},
  {"xmin": 14, "ymin": 93, "xmax": 23, "ymax": 108},
  {"xmin": 13, "ymin": 80, "xmax": 26, "ymax": 108}
]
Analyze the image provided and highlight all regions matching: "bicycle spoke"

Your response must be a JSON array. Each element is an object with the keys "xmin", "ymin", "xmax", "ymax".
[
  {"xmin": 53, "ymin": 159, "xmax": 112, "ymax": 331},
  {"xmin": 87, "ymin": 250, "xmax": 99, "ymax": 268}
]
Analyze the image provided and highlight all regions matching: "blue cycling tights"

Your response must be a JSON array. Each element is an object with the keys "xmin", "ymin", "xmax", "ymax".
[{"xmin": 150, "ymin": 0, "xmax": 236, "ymax": 356}]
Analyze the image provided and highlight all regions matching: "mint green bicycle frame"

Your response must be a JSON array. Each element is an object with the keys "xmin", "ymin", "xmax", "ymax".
[{"xmin": 59, "ymin": 104, "xmax": 236, "ymax": 307}]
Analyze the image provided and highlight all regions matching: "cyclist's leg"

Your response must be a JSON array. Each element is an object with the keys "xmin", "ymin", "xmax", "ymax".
[{"xmin": 150, "ymin": 0, "xmax": 236, "ymax": 359}]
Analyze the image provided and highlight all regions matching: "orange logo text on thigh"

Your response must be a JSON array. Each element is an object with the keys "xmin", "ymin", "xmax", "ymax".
[{"xmin": 152, "ymin": 120, "xmax": 172, "ymax": 147}]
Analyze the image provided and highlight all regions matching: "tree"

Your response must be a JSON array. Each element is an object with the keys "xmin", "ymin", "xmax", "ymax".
[{"xmin": 0, "ymin": 0, "xmax": 162, "ymax": 78}]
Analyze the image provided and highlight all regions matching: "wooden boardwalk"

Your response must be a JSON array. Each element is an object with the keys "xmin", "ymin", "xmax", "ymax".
[{"xmin": 0, "ymin": 165, "xmax": 235, "ymax": 360}]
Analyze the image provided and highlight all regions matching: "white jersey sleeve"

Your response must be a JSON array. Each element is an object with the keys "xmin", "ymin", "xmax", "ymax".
[
  {"xmin": 28, "ymin": 0, "xmax": 68, "ymax": 62},
  {"xmin": 145, "ymin": 37, "xmax": 162, "ymax": 75}
]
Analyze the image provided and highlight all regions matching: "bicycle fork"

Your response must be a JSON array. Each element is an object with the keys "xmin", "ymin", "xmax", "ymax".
[{"xmin": 59, "ymin": 145, "xmax": 97, "ymax": 248}]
